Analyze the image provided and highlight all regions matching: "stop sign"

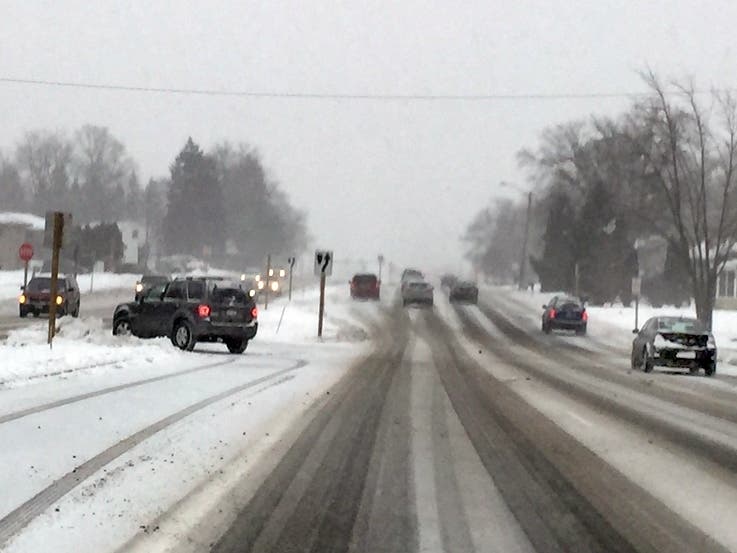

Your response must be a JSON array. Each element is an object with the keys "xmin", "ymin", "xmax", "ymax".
[{"xmin": 18, "ymin": 243, "xmax": 34, "ymax": 262}]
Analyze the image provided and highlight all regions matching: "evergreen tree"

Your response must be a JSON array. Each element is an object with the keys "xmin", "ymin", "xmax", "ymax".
[
  {"xmin": 163, "ymin": 138, "xmax": 225, "ymax": 256},
  {"xmin": 531, "ymin": 192, "xmax": 576, "ymax": 292}
]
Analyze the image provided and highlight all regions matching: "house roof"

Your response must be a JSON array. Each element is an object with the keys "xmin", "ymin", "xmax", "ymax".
[{"xmin": 0, "ymin": 212, "xmax": 45, "ymax": 231}]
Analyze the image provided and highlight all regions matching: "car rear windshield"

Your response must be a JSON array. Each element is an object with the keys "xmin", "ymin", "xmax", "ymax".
[
  {"xmin": 658, "ymin": 318, "xmax": 707, "ymax": 333},
  {"xmin": 353, "ymin": 275, "xmax": 377, "ymax": 285},
  {"xmin": 409, "ymin": 281, "xmax": 429, "ymax": 288},
  {"xmin": 559, "ymin": 298, "xmax": 582, "ymax": 307},
  {"xmin": 210, "ymin": 286, "xmax": 250, "ymax": 305}
]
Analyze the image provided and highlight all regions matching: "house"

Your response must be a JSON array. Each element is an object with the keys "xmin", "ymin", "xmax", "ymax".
[
  {"xmin": 0, "ymin": 212, "xmax": 45, "ymax": 270},
  {"xmin": 117, "ymin": 220, "xmax": 146, "ymax": 266},
  {"xmin": 717, "ymin": 259, "xmax": 737, "ymax": 309}
]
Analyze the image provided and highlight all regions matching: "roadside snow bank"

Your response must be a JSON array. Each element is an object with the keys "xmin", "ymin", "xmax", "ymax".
[{"xmin": 0, "ymin": 317, "xmax": 188, "ymax": 387}]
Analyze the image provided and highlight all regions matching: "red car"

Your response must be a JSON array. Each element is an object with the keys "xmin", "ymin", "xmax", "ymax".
[{"xmin": 350, "ymin": 273, "xmax": 380, "ymax": 300}]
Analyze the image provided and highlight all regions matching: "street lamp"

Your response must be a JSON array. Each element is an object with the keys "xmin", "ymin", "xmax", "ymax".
[{"xmin": 500, "ymin": 181, "xmax": 533, "ymax": 290}]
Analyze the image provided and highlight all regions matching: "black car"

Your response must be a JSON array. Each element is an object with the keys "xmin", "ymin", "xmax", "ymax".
[
  {"xmin": 440, "ymin": 274, "xmax": 458, "ymax": 289},
  {"xmin": 449, "ymin": 280, "xmax": 478, "ymax": 303},
  {"xmin": 135, "ymin": 274, "xmax": 170, "ymax": 301},
  {"xmin": 350, "ymin": 273, "xmax": 380, "ymax": 300},
  {"xmin": 541, "ymin": 296, "xmax": 587, "ymax": 335},
  {"xmin": 112, "ymin": 277, "xmax": 258, "ymax": 353},
  {"xmin": 631, "ymin": 316, "xmax": 716, "ymax": 376},
  {"xmin": 20, "ymin": 275, "xmax": 81, "ymax": 318}
]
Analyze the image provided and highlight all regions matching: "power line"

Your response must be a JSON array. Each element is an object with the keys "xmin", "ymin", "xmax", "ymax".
[{"xmin": 0, "ymin": 76, "xmax": 661, "ymax": 101}]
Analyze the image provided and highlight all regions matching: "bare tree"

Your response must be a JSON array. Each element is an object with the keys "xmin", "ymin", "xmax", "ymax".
[
  {"xmin": 15, "ymin": 130, "xmax": 73, "ymax": 214},
  {"xmin": 630, "ymin": 72, "xmax": 737, "ymax": 327}
]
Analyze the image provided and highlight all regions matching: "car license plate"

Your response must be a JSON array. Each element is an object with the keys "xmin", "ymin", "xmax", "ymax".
[
  {"xmin": 677, "ymin": 351, "xmax": 696, "ymax": 359},
  {"xmin": 226, "ymin": 309, "xmax": 237, "ymax": 317}
]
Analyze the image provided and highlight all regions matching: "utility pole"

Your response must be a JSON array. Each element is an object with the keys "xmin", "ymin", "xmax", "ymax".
[{"xmin": 518, "ymin": 191, "xmax": 533, "ymax": 290}]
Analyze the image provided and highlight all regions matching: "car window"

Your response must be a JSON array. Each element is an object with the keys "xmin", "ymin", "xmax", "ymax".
[
  {"xmin": 353, "ymin": 275, "xmax": 377, "ymax": 285},
  {"xmin": 187, "ymin": 281, "xmax": 205, "ymax": 300},
  {"xmin": 144, "ymin": 283, "xmax": 166, "ymax": 302},
  {"xmin": 549, "ymin": 297, "xmax": 557, "ymax": 307},
  {"xmin": 657, "ymin": 317, "xmax": 706, "ymax": 333},
  {"xmin": 164, "ymin": 281, "xmax": 186, "ymax": 300}
]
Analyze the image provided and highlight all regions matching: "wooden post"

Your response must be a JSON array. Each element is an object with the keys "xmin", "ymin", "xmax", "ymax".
[
  {"xmin": 47, "ymin": 212, "xmax": 63, "ymax": 347},
  {"xmin": 318, "ymin": 272, "xmax": 326, "ymax": 338},
  {"xmin": 23, "ymin": 260, "xmax": 29, "ymax": 290}
]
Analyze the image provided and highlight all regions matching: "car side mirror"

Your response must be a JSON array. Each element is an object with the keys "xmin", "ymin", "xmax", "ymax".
[
  {"xmin": 20, "ymin": 285, "xmax": 25, "ymax": 291},
  {"xmin": 632, "ymin": 328, "xmax": 639, "ymax": 334},
  {"xmin": 542, "ymin": 304, "xmax": 548, "ymax": 309},
  {"xmin": 68, "ymin": 287, "xmax": 75, "ymax": 292}
]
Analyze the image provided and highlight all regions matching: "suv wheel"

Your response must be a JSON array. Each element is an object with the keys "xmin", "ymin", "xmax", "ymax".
[
  {"xmin": 172, "ymin": 320, "xmax": 196, "ymax": 351},
  {"xmin": 226, "ymin": 338, "xmax": 249, "ymax": 354},
  {"xmin": 113, "ymin": 317, "xmax": 132, "ymax": 336},
  {"xmin": 641, "ymin": 347, "xmax": 654, "ymax": 373},
  {"xmin": 704, "ymin": 361, "xmax": 717, "ymax": 377}
]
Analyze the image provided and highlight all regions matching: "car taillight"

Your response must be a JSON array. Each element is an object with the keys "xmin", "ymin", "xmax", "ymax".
[
  {"xmin": 251, "ymin": 306, "xmax": 258, "ymax": 319},
  {"xmin": 581, "ymin": 310, "xmax": 588, "ymax": 321},
  {"xmin": 197, "ymin": 304, "xmax": 211, "ymax": 318},
  {"xmin": 549, "ymin": 308, "xmax": 556, "ymax": 319}
]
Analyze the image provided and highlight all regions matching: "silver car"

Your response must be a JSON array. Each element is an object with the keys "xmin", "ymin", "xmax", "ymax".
[{"xmin": 401, "ymin": 279, "xmax": 434, "ymax": 307}]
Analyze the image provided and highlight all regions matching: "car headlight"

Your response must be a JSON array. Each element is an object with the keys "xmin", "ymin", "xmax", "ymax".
[
  {"xmin": 255, "ymin": 274, "xmax": 261, "ymax": 282},
  {"xmin": 257, "ymin": 281, "xmax": 265, "ymax": 290},
  {"xmin": 240, "ymin": 273, "xmax": 247, "ymax": 281},
  {"xmin": 19, "ymin": 294, "xmax": 26, "ymax": 304},
  {"xmin": 271, "ymin": 281, "xmax": 279, "ymax": 291},
  {"xmin": 268, "ymin": 269, "xmax": 274, "ymax": 277},
  {"xmin": 56, "ymin": 295, "xmax": 64, "ymax": 305},
  {"xmin": 279, "ymin": 269, "xmax": 286, "ymax": 278},
  {"xmin": 249, "ymin": 289, "xmax": 256, "ymax": 297},
  {"xmin": 135, "ymin": 283, "xmax": 144, "ymax": 293}
]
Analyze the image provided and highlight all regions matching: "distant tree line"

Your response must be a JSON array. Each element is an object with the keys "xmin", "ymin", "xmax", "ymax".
[
  {"xmin": 465, "ymin": 72, "xmax": 737, "ymax": 328},
  {"xmin": 0, "ymin": 126, "xmax": 308, "ymax": 269}
]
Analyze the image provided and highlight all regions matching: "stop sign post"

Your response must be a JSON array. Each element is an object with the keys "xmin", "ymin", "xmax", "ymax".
[{"xmin": 18, "ymin": 242, "xmax": 34, "ymax": 290}]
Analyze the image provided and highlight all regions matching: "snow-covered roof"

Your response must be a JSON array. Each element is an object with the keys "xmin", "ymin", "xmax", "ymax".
[{"xmin": 0, "ymin": 212, "xmax": 45, "ymax": 231}]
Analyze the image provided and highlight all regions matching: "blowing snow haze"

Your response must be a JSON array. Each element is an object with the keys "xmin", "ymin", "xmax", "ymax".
[{"xmin": 1, "ymin": 1, "xmax": 737, "ymax": 272}]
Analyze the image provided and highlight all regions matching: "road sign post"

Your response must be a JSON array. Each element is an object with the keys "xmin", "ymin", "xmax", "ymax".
[
  {"xmin": 378, "ymin": 254, "xmax": 384, "ymax": 283},
  {"xmin": 632, "ymin": 276, "xmax": 642, "ymax": 331},
  {"xmin": 47, "ymin": 212, "xmax": 65, "ymax": 347},
  {"xmin": 315, "ymin": 250, "xmax": 333, "ymax": 338},
  {"xmin": 287, "ymin": 256, "xmax": 296, "ymax": 301},
  {"xmin": 19, "ymin": 242, "xmax": 33, "ymax": 290}
]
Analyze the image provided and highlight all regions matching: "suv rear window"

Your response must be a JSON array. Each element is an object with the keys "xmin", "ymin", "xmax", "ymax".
[{"xmin": 211, "ymin": 287, "xmax": 249, "ymax": 306}]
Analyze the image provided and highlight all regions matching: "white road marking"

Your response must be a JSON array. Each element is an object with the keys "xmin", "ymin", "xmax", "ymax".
[{"xmin": 408, "ymin": 337, "xmax": 445, "ymax": 553}]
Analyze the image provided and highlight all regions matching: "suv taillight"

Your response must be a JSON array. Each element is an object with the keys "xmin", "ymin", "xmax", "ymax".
[
  {"xmin": 549, "ymin": 308, "xmax": 556, "ymax": 319},
  {"xmin": 251, "ymin": 306, "xmax": 258, "ymax": 319},
  {"xmin": 197, "ymin": 304, "xmax": 211, "ymax": 318},
  {"xmin": 581, "ymin": 309, "xmax": 588, "ymax": 321}
]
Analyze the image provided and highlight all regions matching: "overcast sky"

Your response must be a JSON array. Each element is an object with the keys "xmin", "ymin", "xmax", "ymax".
[{"xmin": 2, "ymin": 0, "xmax": 737, "ymax": 274}]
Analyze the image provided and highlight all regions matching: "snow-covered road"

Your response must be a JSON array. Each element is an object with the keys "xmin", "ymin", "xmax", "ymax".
[{"xmin": 3, "ymin": 282, "xmax": 737, "ymax": 552}]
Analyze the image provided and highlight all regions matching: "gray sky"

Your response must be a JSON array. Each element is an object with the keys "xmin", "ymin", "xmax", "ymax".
[{"xmin": 1, "ymin": 0, "xmax": 737, "ymax": 273}]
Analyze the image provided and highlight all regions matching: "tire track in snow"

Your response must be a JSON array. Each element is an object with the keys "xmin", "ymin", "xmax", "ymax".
[
  {"xmin": 0, "ymin": 357, "xmax": 241, "ymax": 425},
  {"xmin": 0, "ymin": 359, "xmax": 308, "ymax": 547}
]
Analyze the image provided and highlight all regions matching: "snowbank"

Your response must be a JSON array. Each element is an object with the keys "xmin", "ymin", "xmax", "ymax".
[{"xmin": 0, "ymin": 212, "xmax": 45, "ymax": 230}]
